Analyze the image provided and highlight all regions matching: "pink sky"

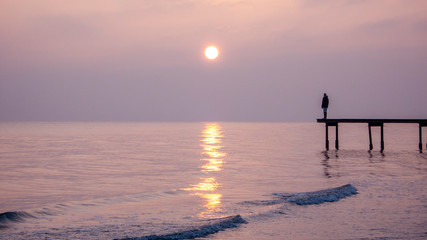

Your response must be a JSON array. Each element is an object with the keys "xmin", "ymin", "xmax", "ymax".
[{"xmin": 1, "ymin": 0, "xmax": 426, "ymax": 121}]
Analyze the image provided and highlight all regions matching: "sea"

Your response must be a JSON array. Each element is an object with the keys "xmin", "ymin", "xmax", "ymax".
[{"xmin": 0, "ymin": 122, "xmax": 426, "ymax": 239}]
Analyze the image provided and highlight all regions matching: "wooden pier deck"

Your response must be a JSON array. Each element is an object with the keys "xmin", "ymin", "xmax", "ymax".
[{"xmin": 317, "ymin": 118, "xmax": 427, "ymax": 152}]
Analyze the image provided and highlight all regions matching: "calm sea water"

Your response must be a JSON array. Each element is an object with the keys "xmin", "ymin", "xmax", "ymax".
[{"xmin": 0, "ymin": 122, "xmax": 426, "ymax": 239}]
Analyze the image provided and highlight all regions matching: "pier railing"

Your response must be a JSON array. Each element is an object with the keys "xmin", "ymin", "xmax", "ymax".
[{"xmin": 317, "ymin": 119, "xmax": 427, "ymax": 152}]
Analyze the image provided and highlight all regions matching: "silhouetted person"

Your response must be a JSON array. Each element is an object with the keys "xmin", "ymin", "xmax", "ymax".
[{"xmin": 321, "ymin": 93, "xmax": 329, "ymax": 119}]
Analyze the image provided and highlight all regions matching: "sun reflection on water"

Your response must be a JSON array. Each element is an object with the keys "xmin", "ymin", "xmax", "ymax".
[
  {"xmin": 183, "ymin": 123, "xmax": 226, "ymax": 218},
  {"xmin": 184, "ymin": 177, "xmax": 219, "ymax": 192},
  {"xmin": 201, "ymin": 123, "xmax": 226, "ymax": 172}
]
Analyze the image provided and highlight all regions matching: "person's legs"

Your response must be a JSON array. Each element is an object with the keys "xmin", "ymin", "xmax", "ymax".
[{"xmin": 323, "ymin": 108, "xmax": 327, "ymax": 118}]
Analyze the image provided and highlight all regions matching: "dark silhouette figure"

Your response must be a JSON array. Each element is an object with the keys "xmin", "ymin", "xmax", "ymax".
[{"xmin": 321, "ymin": 93, "xmax": 329, "ymax": 119}]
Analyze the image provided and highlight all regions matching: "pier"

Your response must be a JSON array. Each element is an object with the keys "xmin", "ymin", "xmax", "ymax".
[{"xmin": 317, "ymin": 119, "xmax": 427, "ymax": 152}]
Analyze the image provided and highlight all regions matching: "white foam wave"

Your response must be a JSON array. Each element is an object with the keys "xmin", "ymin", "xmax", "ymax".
[
  {"xmin": 116, "ymin": 215, "xmax": 247, "ymax": 240},
  {"xmin": 0, "ymin": 211, "xmax": 35, "ymax": 229},
  {"xmin": 277, "ymin": 184, "xmax": 358, "ymax": 205}
]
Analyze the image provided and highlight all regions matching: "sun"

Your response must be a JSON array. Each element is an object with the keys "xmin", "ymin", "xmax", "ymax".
[{"xmin": 204, "ymin": 46, "xmax": 219, "ymax": 60}]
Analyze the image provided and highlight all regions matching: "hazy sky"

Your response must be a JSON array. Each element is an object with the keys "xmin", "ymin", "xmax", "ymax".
[{"xmin": 1, "ymin": 0, "xmax": 426, "ymax": 121}]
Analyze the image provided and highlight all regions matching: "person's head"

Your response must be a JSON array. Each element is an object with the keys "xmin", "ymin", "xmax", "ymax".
[{"xmin": 324, "ymin": 93, "xmax": 327, "ymax": 97}]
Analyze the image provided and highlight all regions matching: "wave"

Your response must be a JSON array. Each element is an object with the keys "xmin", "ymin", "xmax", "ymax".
[
  {"xmin": 1, "ymin": 185, "xmax": 357, "ymax": 238},
  {"xmin": 115, "ymin": 215, "xmax": 247, "ymax": 240},
  {"xmin": 276, "ymin": 184, "xmax": 358, "ymax": 205},
  {"xmin": 0, "ymin": 189, "xmax": 184, "ymax": 229},
  {"xmin": 240, "ymin": 199, "xmax": 283, "ymax": 206},
  {"xmin": 0, "ymin": 211, "xmax": 35, "ymax": 229}
]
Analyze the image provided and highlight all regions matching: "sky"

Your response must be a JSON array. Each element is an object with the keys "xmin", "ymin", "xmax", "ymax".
[{"xmin": 1, "ymin": 0, "xmax": 427, "ymax": 121}]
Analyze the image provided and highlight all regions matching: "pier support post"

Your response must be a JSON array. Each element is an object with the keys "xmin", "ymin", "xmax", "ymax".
[
  {"xmin": 335, "ymin": 124, "xmax": 339, "ymax": 150},
  {"xmin": 420, "ymin": 124, "xmax": 423, "ymax": 153},
  {"xmin": 324, "ymin": 122, "xmax": 339, "ymax": 150},
  {"xmin": 318, "ymin": 119, "xmax": 427, "ymax": 152},
  {"xmin": 368, "ymin": 122, "xmax": 384, "ymax": 151},
  {"xmin": 380, "ymin": 123, "xmax": 384, "ymax": 152},
  {"xmin": 368, "ymin": 124, "xmax": 373, "ymax": 150},
  {"xmin": 325, "ymin": 124, "xmax": 329, "ymax": 150}
]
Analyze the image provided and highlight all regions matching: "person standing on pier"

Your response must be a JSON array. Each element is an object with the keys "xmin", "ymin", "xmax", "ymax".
[{"xmin": 321, "ymin": 93, "xmax": 329, "ymax": 119}]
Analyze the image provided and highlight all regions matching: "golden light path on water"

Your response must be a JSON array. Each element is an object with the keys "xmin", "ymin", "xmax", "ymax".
[{"xmin": 183, "ymin": 123, "xmax": 225, "ymax": 218}]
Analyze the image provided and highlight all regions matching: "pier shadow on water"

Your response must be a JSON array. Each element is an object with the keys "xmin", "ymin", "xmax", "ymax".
[{"xmin": 320, "ymin": 148, "xmax": 427, "ymax": 179}]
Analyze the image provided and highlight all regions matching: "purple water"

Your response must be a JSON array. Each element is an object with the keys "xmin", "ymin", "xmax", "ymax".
[{"xmin": 0, "ymin": 122, "xmax": 426, "ymax": 239}]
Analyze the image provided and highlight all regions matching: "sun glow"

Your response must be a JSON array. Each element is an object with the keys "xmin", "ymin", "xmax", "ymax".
[{"xmin": 204, "ymin": 46, "xmax": 219, "ymax": 60}]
